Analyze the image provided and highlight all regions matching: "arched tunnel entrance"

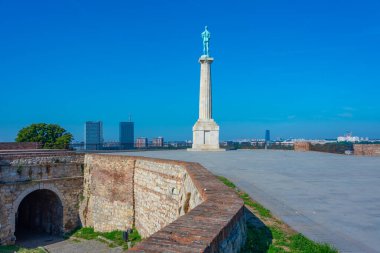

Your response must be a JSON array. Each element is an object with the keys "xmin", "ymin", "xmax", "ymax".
[{"xmin": 15, "ymin": 189, "xmax": 63, "ymax": 245}]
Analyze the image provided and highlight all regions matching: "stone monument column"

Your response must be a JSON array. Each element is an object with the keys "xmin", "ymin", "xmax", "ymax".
[
  {"xmin": 189, "ymin": 27, "xmax": 224, "ymax": 151},
  {"xmin": 199, "ymin": 57, "xmax": 213, "ymax": 120}
]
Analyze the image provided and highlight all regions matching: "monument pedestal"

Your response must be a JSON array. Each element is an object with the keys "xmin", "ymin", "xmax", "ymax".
[{"xmin": 188, "ymin": 119, "xmax": 224, "ymax": 151}]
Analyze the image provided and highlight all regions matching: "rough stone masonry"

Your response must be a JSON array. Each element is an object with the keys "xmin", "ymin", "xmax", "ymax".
[
  {"xmin": 1, "ymin": 151, "xmax": 246, "ymax": 253},
  {"xmin": 0, "ymin": 151, "xmax": 84, "ymax": 245},
  {"xmin": 354, "ymin": 144, "xmax": 380, "ymax": 156},
  {"xmin": 80, "ymin": 154, "xmax": 203, "ymax": 238},
  {"xmin": 80, "ymin": 154, "xmax": 247, "ymax": 252}
]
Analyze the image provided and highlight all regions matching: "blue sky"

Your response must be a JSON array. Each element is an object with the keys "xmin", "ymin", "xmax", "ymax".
[{"xmin": 1, "ymin": 0, "xmax": 379, "ymax": 141}]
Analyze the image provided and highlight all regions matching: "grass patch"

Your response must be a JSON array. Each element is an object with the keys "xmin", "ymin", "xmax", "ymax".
[
  {"xmin": 218, "ymin": 176, "xmax": 271, "ymax": 218},
  {"xmin": 239, "ymin": 192, "xmax": 271, "ymax": 218},
  {"xmin": 217, "ymin": 176, "xmax": 338, "ymax": 253},
  {"xmin": 0, "ymin": 245, "xmax": 46, "ymax": 253},
  {"xmin": 290, "ymin": 234, "xmax": 338, "ymax": 253},
  {"xmin": 217, "ymin": 175, "xmax": 237, "ymax": 188},
  {"xmin": 71, "ymin": 227, "xmax": 141, "ymax": 250}
]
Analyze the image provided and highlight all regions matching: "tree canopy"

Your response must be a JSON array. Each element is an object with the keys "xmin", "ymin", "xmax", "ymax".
[{"xmin": 16, "ymin": 123, "xmax": 73, "ymax": 149}]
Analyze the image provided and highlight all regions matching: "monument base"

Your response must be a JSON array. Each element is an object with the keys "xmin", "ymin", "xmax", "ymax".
[
  {"xmin": 187, "ymin": 148, "xmax": 225, "ymax": 152},
  {"xmin": 188, "ymin": 119, "xmax": 225, "ymax": 151}
]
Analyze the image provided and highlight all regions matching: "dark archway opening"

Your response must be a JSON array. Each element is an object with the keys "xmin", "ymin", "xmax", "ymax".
[{"xmin": 15, "ymin": 189, "xmax": 63, "ymax": 247}]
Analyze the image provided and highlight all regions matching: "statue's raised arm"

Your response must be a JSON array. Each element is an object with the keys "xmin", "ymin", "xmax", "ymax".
[{"xmin": 201, "ymin": 26, "xmax": 211, "ymax": 56}]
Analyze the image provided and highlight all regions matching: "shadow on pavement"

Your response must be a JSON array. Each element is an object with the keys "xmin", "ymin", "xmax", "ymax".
[{"xmin": 15, "ymin": 229, "xmax": 64, "ymax": 249}]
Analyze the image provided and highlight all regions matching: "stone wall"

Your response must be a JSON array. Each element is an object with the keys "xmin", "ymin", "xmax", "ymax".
[
  {"xmin": 294, "ymin": 142, "xmax": 311, "ymax": 152},
  {"xmin": 1, "ymin": 152, "xmax": 246, "ymax": 251},
  {"xmin": 81, "ymin": 154, "xmax": 246, "ymax": 253},
  {"xmin": 134, "ymin": 159, "xmax": 202, "ymax": 237},
  {"xmin": 80, "ymin": 154, "xmax": 202, "ymax": 238},
  {"xmin": 218, "ymin": 209, "xmax": 247, "ymax": 252},
  {"xmin": 130, "ymin": 162, "xmax": 246, "ymax": 253},
  {"xmin": 80, "ymin": 155, "xmax": 135, "ymax": 231},
  {"xmin": 354, "ymin": 144, "xmax": 380, "ymax": 156},
  {"xmin": 0, "ymin": 142, "xmax": 41, "ymax": 150},
  {"xmin": 0, "ymin": 152, "xmax": 84, "ymax": 245}
]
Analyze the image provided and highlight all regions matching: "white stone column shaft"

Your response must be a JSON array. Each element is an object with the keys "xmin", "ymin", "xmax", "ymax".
[{"xmin": 199, "ymin": 58, "xmax": 213, "ymax": 120}]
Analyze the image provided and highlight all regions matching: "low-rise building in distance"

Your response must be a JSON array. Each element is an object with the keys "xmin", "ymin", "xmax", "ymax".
[
  {"xmin": 152, "ymin": 137, "xmax": 164, "ymax": 147},
  {"xmin": 135, "ymin": 137, "xmax": 148, "ymax": 148},
  {"xmin": 337, "ymin": 132, "xmax": 368, "ymax": 142}
]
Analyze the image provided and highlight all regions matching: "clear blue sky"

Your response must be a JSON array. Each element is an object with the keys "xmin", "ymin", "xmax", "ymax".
[{"xmin": 1, "ymin": 0, "xmax": 379, "ymax": 141}]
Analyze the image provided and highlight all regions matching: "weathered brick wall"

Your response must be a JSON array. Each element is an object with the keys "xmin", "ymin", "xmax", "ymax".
[
  {"xmin": 80, "ymin": 155, "xmax": 202, "ymax": 237},
  {"xmin": 294, "ymin": 142, "xmax": 311, "ymax": 151},
  {"xmin": 80, "ymin": 155, "xmax": 135, "ymax": 231},
  {"xmin": 134, "ymin": 159, "xmax": 202, "ymax": 237},
  {"xmin": 130, "ymin": 162, "xmax": 246, "ymax": 253},
  {"xmin": 0, "ymin": 153, "xmax": 83, "ymax": 182},
  {"xmin": 0, "ymin": 152, "xmax": 84, "ymax": 245},
  {"xmin": 354, "ymin": 144, "xmax": 380, "ymax": 156},
  {"xmin": 219, "ymin": 213, "xmax": 247, "ymax": 252},
  {"xmin": 1, "ymin": 152, "xmax": 246, "ymax": 251},
  {"xmin": 82, "ymin": 154, "xmax": 246, "ymax": 253},
  {"xmin": 0, "ymin": 142, "xmax": 42, "ymax": 150}
]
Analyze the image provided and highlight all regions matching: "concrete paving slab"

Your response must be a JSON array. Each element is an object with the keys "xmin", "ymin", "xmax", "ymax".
[{"xmin": 112, "ymin": 150, "xmax": 380, "ymax": 253}]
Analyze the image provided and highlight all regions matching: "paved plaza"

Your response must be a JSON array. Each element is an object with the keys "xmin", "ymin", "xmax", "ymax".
[
  {"xmin": 114, "ymin": 150, "xmax": 380, "ymax": 253},
  {"xmin": 44, "ymin": 238, "xmax": 123, "ymax": 253}
]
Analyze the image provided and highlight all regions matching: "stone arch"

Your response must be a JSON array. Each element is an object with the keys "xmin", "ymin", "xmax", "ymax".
[{"xmin": 10, "ymin": 183, "xmax": 65, "ymax": 237}]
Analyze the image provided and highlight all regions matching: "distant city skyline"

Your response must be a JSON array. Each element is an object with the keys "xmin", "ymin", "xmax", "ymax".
[
  {"xmin": 1, "ymin": 1, "xmax": 379, "ymax": 141},
  {"xmin": 1, "ymin": 120, "xmax": 378, "ymax": 142}
]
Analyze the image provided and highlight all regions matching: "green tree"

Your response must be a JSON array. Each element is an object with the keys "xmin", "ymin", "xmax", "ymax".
[{"xmin": 16, "ymin": 123, "xmax": 73, "ymax": 149}]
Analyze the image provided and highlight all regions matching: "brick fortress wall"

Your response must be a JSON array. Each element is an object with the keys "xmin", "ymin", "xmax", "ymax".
[
  {"xmin": 294, "ymin": 142, "xmax": 311, "ymax": 151},
  {"xmin": 0, "ymin": 151, "xmax": 84, "ymax": 245},
  {"xmin": 81, "ymin": 154, "xmax": 246, "ymax": 253},
  {"xmin": 134, "ymin": 159, "xmax": 202, "ymax": 237},
  {"xmin": 0, "ymin": 142, "xmax": 42, "ymax": 150},
  {"xmin": 80, "ymin": 154, "xmax": 202, "ymax": 237},
  {"xmin": 1, "ymin": 151, "xmax": 246, "ymax": 252},
  {"xmin": 80, "ymin": 154, "xmax": 135, "ymax": 231},
  {"xmin": 354, "ymin": 144, "xmax": 380, "ymax": 156}
]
